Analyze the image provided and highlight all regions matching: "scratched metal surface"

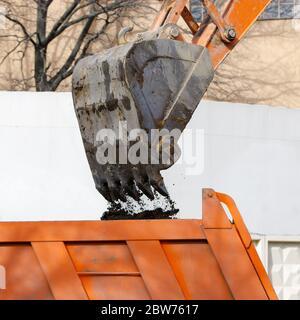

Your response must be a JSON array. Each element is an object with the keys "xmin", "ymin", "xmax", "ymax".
[{"xmin": 72, "ymin": 39, "xmax": 213, "ymax": 202}]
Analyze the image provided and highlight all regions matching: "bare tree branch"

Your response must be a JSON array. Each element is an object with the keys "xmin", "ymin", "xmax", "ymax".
[
  {"xmin": 45, "ymin": 0, "xmax": 81, "ymax": 44},
  {"xmin": 50, "ymin": 13, "xmax": 96, "ymax": 90},
  {"xmin": 3, "ymin": 14, "xmax": 36, "ymax": 46},
  {"xmin": 0, "ymin": 0, "xmax": 158, "ymax": 91}
]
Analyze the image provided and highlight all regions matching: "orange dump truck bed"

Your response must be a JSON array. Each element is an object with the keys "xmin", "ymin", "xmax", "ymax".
[{"xmin": 0, "ymin": 189, "xmax": 277, "ymax": 300}]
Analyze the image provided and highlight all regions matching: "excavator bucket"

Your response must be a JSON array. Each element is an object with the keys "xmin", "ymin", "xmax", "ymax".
[{"xmin": 72, "ymin": 39, "xmax": 214, "ymax": 202}]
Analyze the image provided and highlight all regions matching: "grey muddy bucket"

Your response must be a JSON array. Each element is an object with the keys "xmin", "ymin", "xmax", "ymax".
[{"xmin": 72, "ymin": 39, "xmax": 214, "ymax": 202}]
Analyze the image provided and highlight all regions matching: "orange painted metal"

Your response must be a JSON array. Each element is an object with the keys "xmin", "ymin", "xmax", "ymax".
[
  {"xmin": 80, "ymin": 275, "xmax": 150, "ymax": 300},
  {"xmin": 202, "ymin": 188, "xmax": 232, "ymax": 229},
  {"xmin": 32, "ymin": 242, "xmax": 88, "ymax": 300},
  {"xmin": 0, "ymin": 189, "xmax": 277, "ymax": 300},
  {"xmin": 181, "ymin": 6, "xmax": 199, "ymax": 34},
  {"xmin": 67, "ymin": 243, "xmax": 139, "ymax": 274},
  {"xmin": 162, "ymin": 241, "xmax": 233, "ymax": 300},
  {"xmin": 203, "ymin": 189, "xmax": 270, "ymax": 300},
  {"xmin": 246, "ymin": 243, "xmax": 278, "ymax": 301},
  {"xmin": 201, "ymin": 0, "xmax": 231, "ymax": 43},
  {"xmin": 216, "ymin": 192, "xmax": 278, "ymax": 300},
  {"xmin": 152, "ymin": 0, "xmax": 271, "ymax": 68},
  {"xmin": 204, "ymin": 228, "xmax": 269, "ymax": 300},
  {"xmin": 0, "ymin": 245, "xmax": 53, "ymax": 300},
  {"xmin": 0, "ymin": 219, "xmax": 205, "ymax": 242},
  {"xmin": 151, "ymin": 0, "xmax": 186, "ymax": 30},
  {"xmin": 127, "ymin": 240, "xmax": 185, "ymax": 300},
  {"xmin": 204, "ymin": 0, "xmax": 271, "ymax": 68},
  {"xmin": 216, "ymin": 192, "xmax": 252, "ymax": 248}
]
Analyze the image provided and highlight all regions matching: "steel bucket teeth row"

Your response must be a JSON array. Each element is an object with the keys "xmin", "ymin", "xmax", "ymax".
[
  {"xmin": 94, "ymin": 165, "xmax": 168, "ymax": 202},
  {"xmin": 72, "ymin": 39, "xmax": 214, "ymax": 202}
]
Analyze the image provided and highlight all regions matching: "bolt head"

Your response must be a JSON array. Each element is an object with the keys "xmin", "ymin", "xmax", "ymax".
[
  {"xmin": 169, "ymin": 26, "xmax": 180, "ymax": 38},
  {"xmin": 226, "ymin": 27, "xmax": 236, "ymax": 41}
]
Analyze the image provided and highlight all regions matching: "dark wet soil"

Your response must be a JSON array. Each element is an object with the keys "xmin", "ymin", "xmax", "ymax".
[
  {"xmin": 101, "ymin": 207, "xmax": 179, "ymax": 220},
  {"xmin": 101, "ymin": 193, "xmax": 179, "ymax": 220}
]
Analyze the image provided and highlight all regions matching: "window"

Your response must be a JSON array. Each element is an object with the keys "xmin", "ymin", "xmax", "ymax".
[
  {"xmin": 190, "ymin": 0, "xmax": 300, "ymax": 22},
  {"xmin": 261, "ymin": 0, "xmax": 300, "ymax": 20},
  {"xmin": 190, "ymin": 0, "xmax": 206, "ymax": 22}
]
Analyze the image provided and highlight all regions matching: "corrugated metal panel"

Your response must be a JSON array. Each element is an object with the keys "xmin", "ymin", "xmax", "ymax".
[
  {"xmin": 269, "ymin": 242, "xmax": 300, "ymax": 300},
  {"xmin": 251, "ymin": 235, "xmax": 300, "ymax": 300},
  {"xmin": 0, "ymin": 189, "xmax": 277, "ymax": 300}
]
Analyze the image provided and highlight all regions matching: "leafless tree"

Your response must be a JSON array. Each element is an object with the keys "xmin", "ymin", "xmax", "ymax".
[
  {"xmin": 0, "ymin": 0, "xmax": 157, "ymax": 91},
  {"xmin": 206, "ymin": 20, "xmax": 300, "ymax": 108}
]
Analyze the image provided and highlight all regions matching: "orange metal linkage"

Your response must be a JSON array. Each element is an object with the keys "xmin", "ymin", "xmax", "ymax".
[{"xmin": 152, "ymin": 0, "xmax": 271, "ymax": 68}]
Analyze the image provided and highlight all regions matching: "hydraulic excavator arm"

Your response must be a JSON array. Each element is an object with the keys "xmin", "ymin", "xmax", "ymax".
[
  {"xmin": 151, "ymin": 0, "xmax": 271, "ymax": 68},
  {"xmin": 72, "ymin": 0, "xmax": 271, "ymax": 203}
]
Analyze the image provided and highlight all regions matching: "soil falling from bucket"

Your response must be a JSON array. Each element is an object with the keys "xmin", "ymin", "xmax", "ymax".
[{"xmin": 101, "ymin": 193, "xmax": 179, "ymax": 220}]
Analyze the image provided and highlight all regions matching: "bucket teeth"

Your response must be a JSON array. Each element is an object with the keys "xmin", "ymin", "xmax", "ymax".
[
  {"xmin": 95, "ymin": 166, "xmax": 172, "ymax": 202},
  {"xmin": 151, "ymin": 174, "xmax": 169, "ymax": 197},
  {"xmin": 96, "ymin": 181, "xmax": 113, "ymax": 202},
  {"xmin": 125, "ymin": 179, "xmax": 141, "ymax": 201},
  {"xmin": 153, "ymin": 179, "xmax": 169, "ymax": 197},
  {"xmin": 133, "ymin": 167, "xmax": 155, "ymax": 200},
  {"xmin": 114, "ymin": 181, "xmax": 127, "ymax": 202},
  {"xmin": 147, "ymin": 167, "xmax": 169, "ymax": 197},
  {"xmin": 95, "ymin": 167, "xmax": 169, "ymax": 202},
  {"xmin": 138, "ymin": 181, "xmax": 155, "ymax": 200},
  {"xmin": 107, "ymin": 179, "xmax": 121, "ymax": 202}
]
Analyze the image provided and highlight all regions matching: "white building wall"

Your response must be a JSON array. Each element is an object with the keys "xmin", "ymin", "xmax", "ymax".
[
  {"xmin": 181, "ymin": 99, "xmax": 300, "ymax": 235},
  {"xmin": 0, "ymin": 91, "xmax": 107, "ymax": 221}
]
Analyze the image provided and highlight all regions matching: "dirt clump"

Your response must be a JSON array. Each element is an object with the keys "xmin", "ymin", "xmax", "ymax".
[{"xmin": 101, "ymin": 193, "xmax": 179, "ymax": 220}]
